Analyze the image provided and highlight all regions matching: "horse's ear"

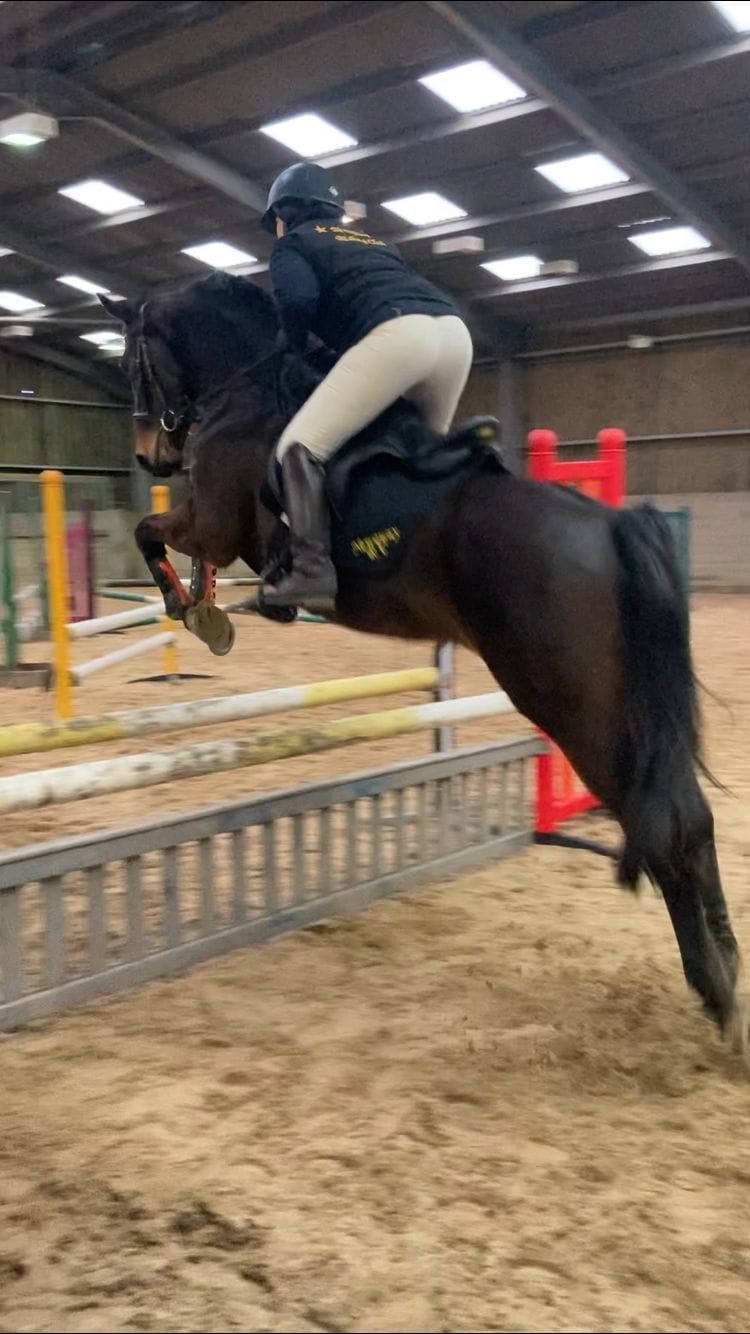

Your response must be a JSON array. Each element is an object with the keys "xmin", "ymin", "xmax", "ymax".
[{"xmin": 98, "ymin": 294, "xmax": 138, "ymax": 325}]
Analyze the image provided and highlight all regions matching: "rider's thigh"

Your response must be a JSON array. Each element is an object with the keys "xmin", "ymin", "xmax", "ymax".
[
  {"xmin": 408, "ymin": 316, "xmax": 474, "ymax": 434},
  {"xmin": 278, "ymin": 314, "xmax": 440, "ymax": 460}
]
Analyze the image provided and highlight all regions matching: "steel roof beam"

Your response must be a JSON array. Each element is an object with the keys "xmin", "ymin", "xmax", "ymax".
[
  {"xmin": 426, "ymin": 1, "xmax": 750, "ymax": 277},
  {"xmin": 472, "ymin": 250, "xmax": 732, "ymax": 302},
  {"xmin": 549, "ymin": 295, "xmax": 750, "ymax": 330},
  {"xmin": 0, "ymin": 219, "xmax": 139, "ymax": 299},
  {"xmin": 0, "ymin": 65, "xmax": 268, "ymax": 213},
  {"xmin": 319, "ymin": 96, "xmax": 546, "ymax": 168},
  {"xmin": 588, "ymin": 32, "xmax": 750, "ymax": 95}
]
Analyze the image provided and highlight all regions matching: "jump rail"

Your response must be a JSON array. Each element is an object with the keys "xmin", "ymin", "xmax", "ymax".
[
  {"xmin": 0, "ymin": 667, "xmax": 441, "ymax": 758},
  {"xmin": 0, "ymin": 692, "xmax": 513, "ymax": 813}
]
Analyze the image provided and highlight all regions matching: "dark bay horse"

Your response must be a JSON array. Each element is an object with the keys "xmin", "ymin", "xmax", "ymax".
[{"xmin": 100, "ymin": 274, "xmax": 744, "ymax": 1050}]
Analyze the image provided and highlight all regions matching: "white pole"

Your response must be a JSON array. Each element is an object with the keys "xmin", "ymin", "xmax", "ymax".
[
  {"xmin": 0, "ymin": 692, "xmax": 515, "ymax": 812},
  {"xmin": 71, "ymin": 631, "xmax": 177, "ymax": 682},
  {"xmin": 13, "ymin": 582, "xmax": 40, "ymax": 604},
  {"xmin": 68, "ymin": 604, "xmax": 163, "ymax": 638}
]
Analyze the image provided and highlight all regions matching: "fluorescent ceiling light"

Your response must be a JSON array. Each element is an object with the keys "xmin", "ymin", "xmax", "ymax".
[
  {"xmin": 0, "ymin": 111, "xmax": 58, "ymax": 147},
  {"xmin": 536, "ymin": 152, "xmax": 629, "ymax": 194},
  {"xmin": 181, "ymin": 241, "xmax": 258, "ymax": 269},
  {"xmin": 57, "ymin": 274, "xmax": 110, "ymax": 296},
  {"xmin": 0, "ymin": 290, "xmax": 44, "ymax": 313},
  {"xmin": 260, "ymin": 112, "xmax": 357, "ymax": 157},
  {"xmin": 712, "ymin": 1, "xmax": 750, "ymax": 32},
  {"xmin": 80, "ymin": 330, "xmax": 123, "ymax": 346},
  {"xmin": 59, "ymin": 178, "xmax": 144, "ymax": 214},
  {"xmin": 0, "ymin": 247, "xmax": 13, "ymax": 258},
  {"xmin": 419, "ymin": 59, "xmax": 526, "ymax": 112},
  {"xmin": 628, "ymin": 225, "xmax": 711, "ymax": 256},
  {"xmin": 382, "ymin": 191, "xmax": 467, "ymax": 226},
  {"xmin": 481, "ymin": 255, "xmax": 542, "ymax": 282}
]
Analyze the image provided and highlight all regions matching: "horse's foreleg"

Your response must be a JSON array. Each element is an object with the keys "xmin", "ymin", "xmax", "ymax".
[
  {"xmin": 183, "ymin": 557, "xmax": 235, "ymax": 656},
  {"xmin": 134, "ymin": 507, "xmax": 235, "ymax": 655},
  {"xmin": 134, "ymin": 503, "xmax": 194, "ymax": 620}
]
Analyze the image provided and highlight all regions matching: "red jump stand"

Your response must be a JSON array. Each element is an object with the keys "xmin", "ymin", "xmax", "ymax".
[{"xmin": 528, "ymin": 427, "xmax": 627, "ymax": 834}]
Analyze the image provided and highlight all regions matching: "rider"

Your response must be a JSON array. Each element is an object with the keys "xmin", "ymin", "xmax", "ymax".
[{"xmin": 260, "ymin": 162, "xmax": 474, "ymax": 608}]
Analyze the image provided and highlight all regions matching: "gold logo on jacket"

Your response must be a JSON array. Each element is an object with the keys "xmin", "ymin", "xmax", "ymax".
[{"xmin": 314, "ymin": 225, "xmax": 386, "ymax": 247}]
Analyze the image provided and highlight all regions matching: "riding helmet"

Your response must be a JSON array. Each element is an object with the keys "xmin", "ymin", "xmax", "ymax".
[{"xmin": 262, "ymin": 162, "xmax": 344, "ymax": 233}]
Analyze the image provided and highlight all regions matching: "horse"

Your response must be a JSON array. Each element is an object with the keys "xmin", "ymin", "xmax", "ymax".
[{"xmin": 99, "ymin": 272, "xmax": 745, "ymax": 1051}]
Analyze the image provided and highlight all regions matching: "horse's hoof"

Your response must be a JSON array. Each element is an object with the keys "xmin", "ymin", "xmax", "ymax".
[
  {"xmin": 726, "ymin": 994, "xmax": 750, "ymax": 1061},
  {"xmin": 184, "ymin": 602, "xmax": 235, "ymax": 656}
]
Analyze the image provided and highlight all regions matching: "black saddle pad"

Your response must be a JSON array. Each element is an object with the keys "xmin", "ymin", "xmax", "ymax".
[{"xmin": 265, "ymin": 411, "xmax": 506, "ymax": 582}]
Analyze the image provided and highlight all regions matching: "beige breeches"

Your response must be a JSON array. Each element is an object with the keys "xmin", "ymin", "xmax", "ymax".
[{"xmin": 277, "ymin": 313, "xmax": 473, "ymax": 460}]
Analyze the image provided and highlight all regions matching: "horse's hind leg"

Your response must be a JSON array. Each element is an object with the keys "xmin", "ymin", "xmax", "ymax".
[
  {"xmin": 465, "ymin": 587, "xmax": 739, "ymax": 1038},
  {"xmin": 624, "ymin": 784, "xmax": 740, "ymax": 1034},
  {"xmin": 639, "ymin": 801, "xmax": 739, "ymax": 1035}
]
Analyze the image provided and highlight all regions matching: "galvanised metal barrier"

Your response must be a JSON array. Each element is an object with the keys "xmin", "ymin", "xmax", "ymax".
[
  {"xmin": 0, "ymin": 737, "xmax": 542, "ymax": 1030},
  {"xmin": 661, "ymin": 507, "xmax": 691, "ymax": 598}
]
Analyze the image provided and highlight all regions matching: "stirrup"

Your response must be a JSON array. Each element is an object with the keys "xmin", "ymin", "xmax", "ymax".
[{"xmin": 262, "ymin": 564, "xmax": 337, "ymax": 612}]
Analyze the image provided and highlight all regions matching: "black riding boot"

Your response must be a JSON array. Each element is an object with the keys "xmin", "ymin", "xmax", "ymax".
[{"xmin": 262, "ymin": 443, "xmax": 338, "ymax": 610}]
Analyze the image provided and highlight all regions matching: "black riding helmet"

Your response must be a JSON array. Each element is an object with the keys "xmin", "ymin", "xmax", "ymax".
[{"xmin": 262, "ymin": 162, "xmax": 344, "ymax": 234}]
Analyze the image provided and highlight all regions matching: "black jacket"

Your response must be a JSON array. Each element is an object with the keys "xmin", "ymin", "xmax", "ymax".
[{"xmin": 269, "ymin": 220, "xmax": 458, "ymax": 355}]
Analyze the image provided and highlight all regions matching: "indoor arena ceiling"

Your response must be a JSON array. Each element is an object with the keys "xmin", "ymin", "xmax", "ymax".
[{"xmin": 1, "ymin": 0, "xmax": 750, "ymax": 392}]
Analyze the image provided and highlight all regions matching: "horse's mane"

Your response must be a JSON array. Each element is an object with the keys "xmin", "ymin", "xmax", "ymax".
[
  {"xmin": 146, "ymin": 271, "xmax": 280, "ymax": 352},
  {"xmin": 193, "ymin": 271, "xmax": 279, "ymax": 322}
]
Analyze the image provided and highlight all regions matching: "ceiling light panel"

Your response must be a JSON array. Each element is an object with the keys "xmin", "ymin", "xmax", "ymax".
[
  {"xmin": 59, "ymin": 179, "xmax": 144, "ymax": 214},
  {"xmin": 628, "ymin": 226, "xmax": 711, "ymax": 256},
  {"xmin": 57, "ymin": 275, "xmax": 110, "ymax": 295},
  {"xmin": 0, "ymin": 290, "xmax": 44, "ymax": 313},
  {"xmin": 712, "ymin": 1, "xmax": 750, "ymax": 32},
  {"xmin": 535, "ymin": 152, "xmax": 629, "ymax": 194},
  {"xmin": 182, "ymin": 241, "xmax": 258, "ymax": 268},
  {"xmin": 481, "ymin": 255, "xmax": 542, "ymax": 281},
  {"xmin": 0, "ymin": 111, "xmax": 58, "ymax": 147},
  {"xmin": 260, "ymin": 113, "xmax": 356, "ymax": 157},
  {"xmin": 80, "ymin": 330, "xmax": 123, "ymax": 346},
  {"xmin": 419, "ymin": 60, "xmax": 526, "ymax": 112},
  {"xmin": 381, "ymin": 192, "xmax": 467, "ymax": 226}
]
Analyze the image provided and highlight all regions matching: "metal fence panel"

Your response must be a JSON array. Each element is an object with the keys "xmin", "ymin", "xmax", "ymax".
[{"xmin": 0, "ymin": 738, "xmax": 542, "ymax": 1030}]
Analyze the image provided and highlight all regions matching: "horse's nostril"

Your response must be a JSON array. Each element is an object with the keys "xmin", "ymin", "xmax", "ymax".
[{"xmin": 135, "ymin": 453, "xmax": 153, "ymax": 473}]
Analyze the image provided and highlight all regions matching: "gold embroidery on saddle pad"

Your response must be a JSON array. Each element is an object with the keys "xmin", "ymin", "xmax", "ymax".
[{"xmin": 351, "ymin": 526, "xmax": 401, "ymax": 561}]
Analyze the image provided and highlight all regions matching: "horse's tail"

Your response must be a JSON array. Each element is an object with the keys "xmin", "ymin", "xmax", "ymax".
[{"xmin": 610, "ymin": 503, "xmax": 706, "ymax": 887}]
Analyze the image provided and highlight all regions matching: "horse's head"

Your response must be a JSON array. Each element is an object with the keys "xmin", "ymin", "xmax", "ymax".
[{"xmin": 100, "ymin": 274, "xmax": 280, "ymax": 477}]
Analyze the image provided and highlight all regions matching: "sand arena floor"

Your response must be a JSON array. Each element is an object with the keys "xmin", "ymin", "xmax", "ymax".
[{"xmin": 0, "ymin": 595, "xmax": 749, "ymax": 1333}]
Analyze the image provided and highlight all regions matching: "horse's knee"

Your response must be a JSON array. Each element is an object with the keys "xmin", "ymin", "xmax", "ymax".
[{"xmin": 134, "ymin": 514, "xmax": 164, "ymax": 558}]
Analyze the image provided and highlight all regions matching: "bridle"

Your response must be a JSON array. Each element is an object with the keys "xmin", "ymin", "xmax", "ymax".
[
  {"xmin": 132, "ymin": 319, "xmax": 288, "ymax": 437},
  {"xmin": 133, "ymin": 329, "xmax": 193, "ymax": 437}
]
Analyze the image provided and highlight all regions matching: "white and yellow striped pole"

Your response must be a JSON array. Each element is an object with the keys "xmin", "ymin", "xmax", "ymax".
[
  {"xmin": 41, "ymin": 470, "xmax": 73, "ymax": 721},
  {"xmin": 150, "ymin": 484, "xmax": 180, "ymax": 680},
  {"xmin": 0, "ymin": 667, "xmax": 440, "ymax": 758},
  {"xmin": 0, "ymin": 691, "xmax": 515, "ymax": 813}
]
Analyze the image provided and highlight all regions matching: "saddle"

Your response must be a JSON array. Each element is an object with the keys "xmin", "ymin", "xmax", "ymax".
[{"xmin": 261, "ymin": 409, "xmax": 506, "ymax": 610}]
